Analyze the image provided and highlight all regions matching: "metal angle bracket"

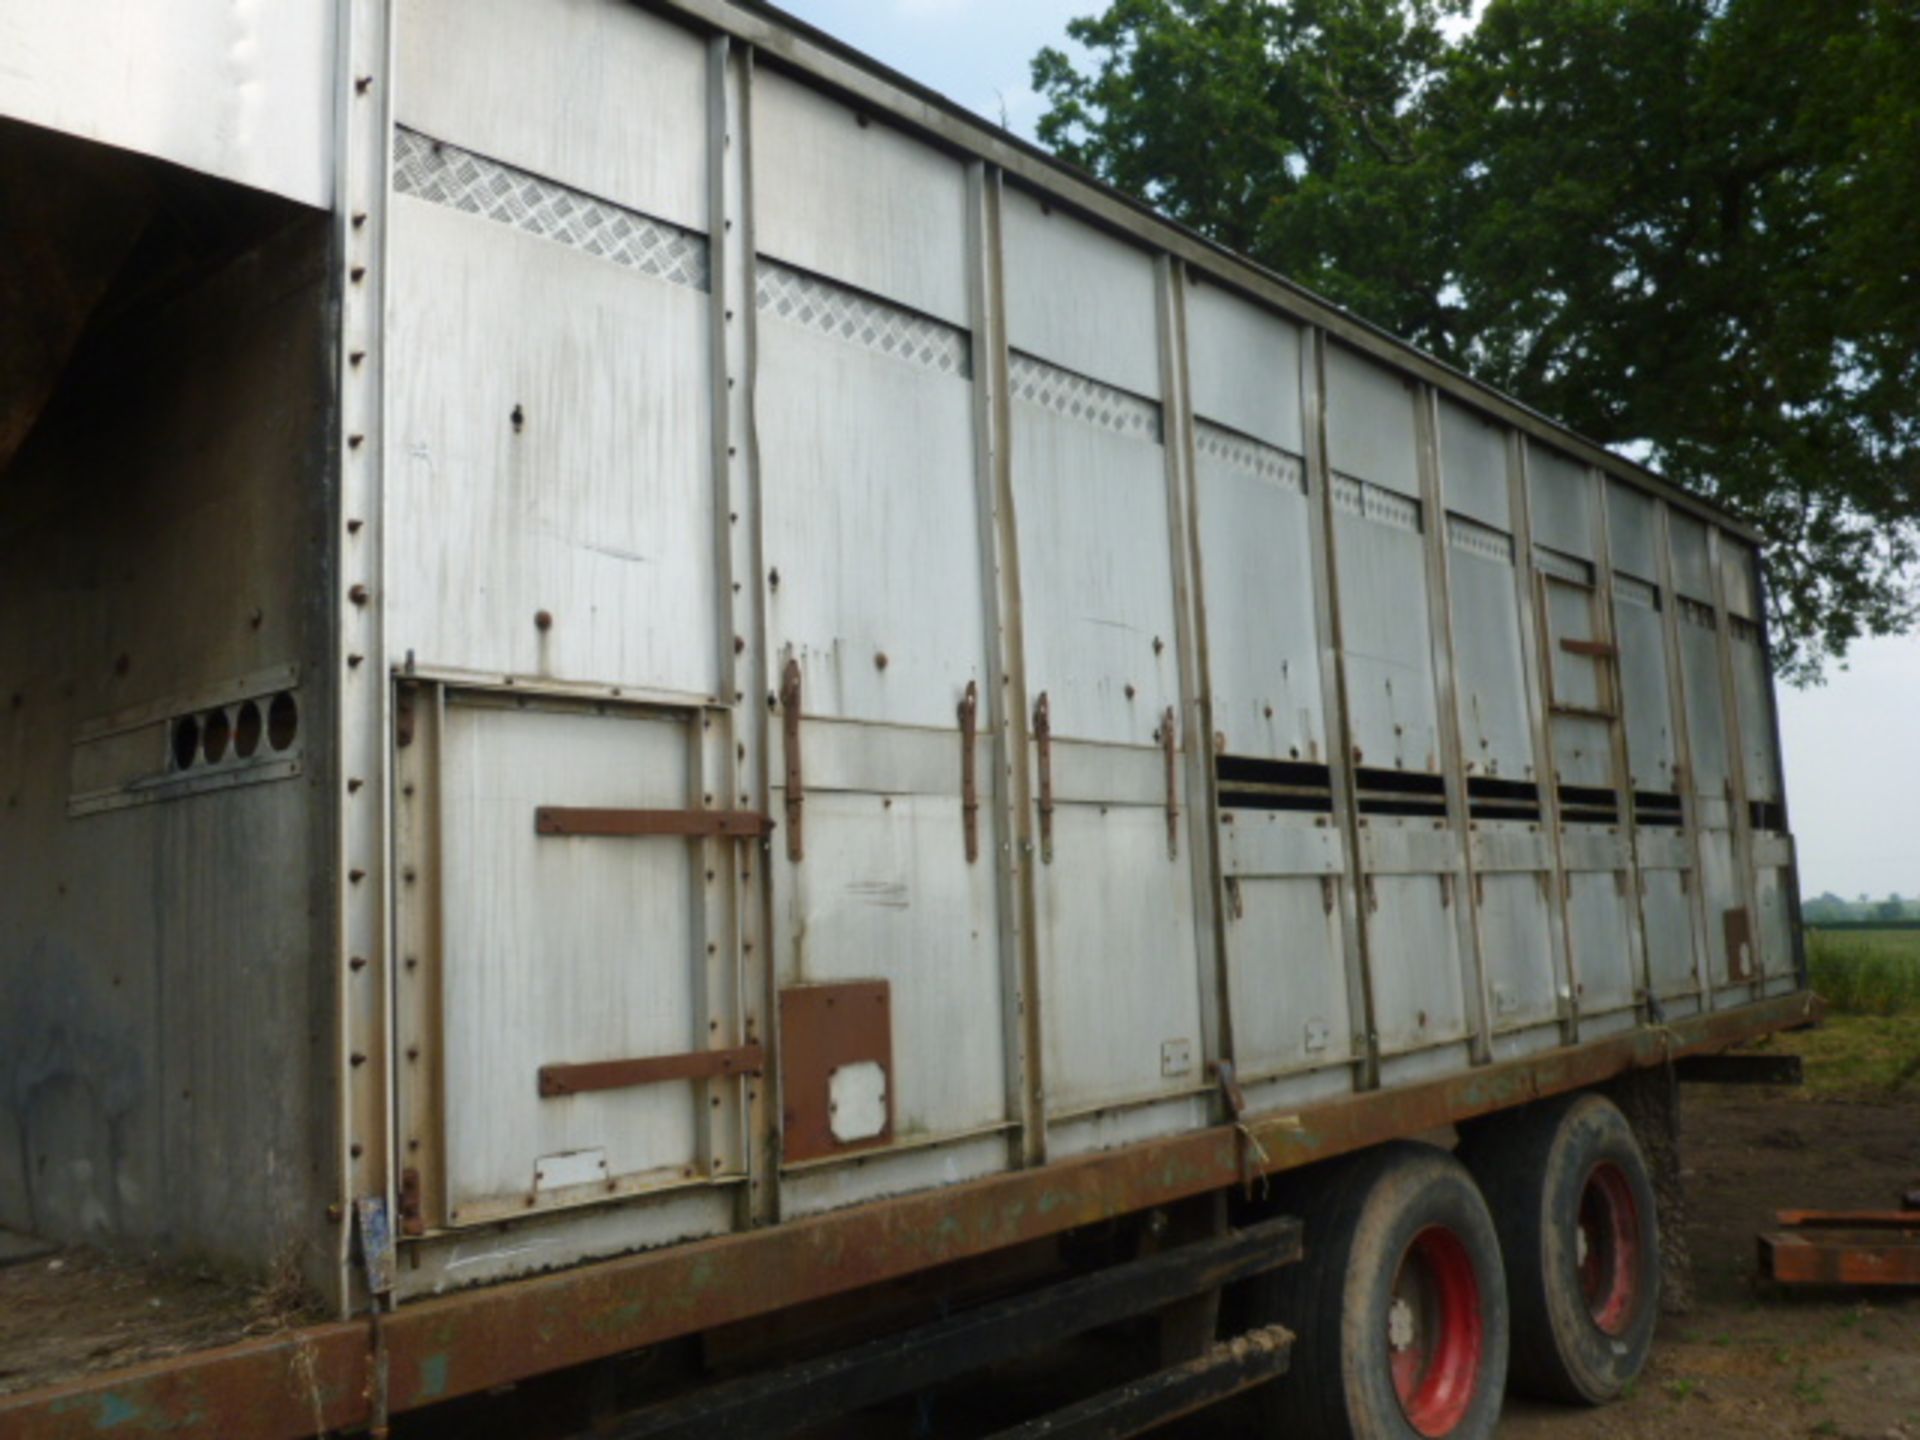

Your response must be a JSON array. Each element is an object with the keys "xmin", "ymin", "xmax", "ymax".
[{"xmin": 354, "ymin": 1194, "xmax": 395, "ymax": 1298}]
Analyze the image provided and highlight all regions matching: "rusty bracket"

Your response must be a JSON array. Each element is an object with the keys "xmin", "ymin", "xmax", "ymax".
[
  {"xmin": 781, "ymin": 658, "xmax": 804, "ymax": 863},
  {"xmin": 394, "ymin": 682, "xmax": 417, "ymax": 749},
  {"xmin": 1034, "ymin": 692, "xmax": 1053, "ymax": 864},
  {"xmin": 959, "ymin": 680, "xmax": 979, "ymax": 864},
  {"xmin": 1211, "ymin": 1059, "xmax": 1255, "ymax": 1195},
  {"xmin": 1558, "ymin": 637, "xmax": 1619, "ymax": 660},
  {"xmin": 535, "ymin": 807, "xmax": 772, "ymax": 839},
  {"xmin": 539, "ymin": 1044, "xmax": 765, "ymax": 1099},
  {"xmin": 1161, "ymin": 706, "xmax": 1179, "ymax": 859},
  {"xmin": 397, "ymin": 1166, "xmax": 425, "ymax": 1238}
]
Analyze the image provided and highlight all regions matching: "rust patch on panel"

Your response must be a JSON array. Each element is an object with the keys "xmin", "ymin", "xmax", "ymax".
[
  {"xmin": 959, "ymin": 681, "xmax": 980, "ymax": 863},
  {"xmin": 781, "ymin": 658, "xmax": 804, "ymax": 862},
  {"xmin": 533, "ymin": 807, "xmax": 771, "ymax": 839},
  {"xmin": 1161, "ymin": 706, "xmax": 1179, "ymax": 858},
  {"xmin": 1724, "ymin": 906, "xmax": 1755, "ymax": 981},
  {"xmin": 539, "ymin": 1044, "xmax": 765, "ymax": 1098},
  {"xmin": 780, "ymin": 982, "xmax": 893, "ymax": 1163},
  {"xmin": 1034, "ymin": 692, "xmax": 1053, "ymax": 863}
]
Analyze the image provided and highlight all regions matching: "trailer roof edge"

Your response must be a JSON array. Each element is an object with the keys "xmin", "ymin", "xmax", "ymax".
[{"xmin": 645, "ymin": 0, "xmax": 1763, "ymax": 546}]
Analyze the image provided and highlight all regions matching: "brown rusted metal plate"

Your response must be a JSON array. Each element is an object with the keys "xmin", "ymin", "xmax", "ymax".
[
  {"xmin": 1558, "ymin": 637, "xmax": 1618, "ymax": 659},
  {"xmin": 534, "ymin": 807, "xmax": 771, "ymax": 839},
  {"xmin": 0, "ymin": 990, "xmax": 1820, "ymax": 1439},
  {"xmin": 1759, "ymin": 1230, "xmax": 1920, "ymax": 1287},
  {"xmin": 780, "ymin": 981, "xmax": 893, "ymax": 1163},
  {"xmin": 1724, "ymin": 906, "xmax": 1755, "ymax": 981},
  {"xmin": 539, "ymin": 1043, "xmax": 765, "ymax": 1097}
]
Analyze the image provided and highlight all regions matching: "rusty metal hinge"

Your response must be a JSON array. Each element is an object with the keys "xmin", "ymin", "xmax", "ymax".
[
  {"xmin": 959, "ymin": 680, "xmax": 979, "ymax": 864},
  {"xmin": 394, "ymin": 683, "xmax": 416, "ymax": 749},
  {"xmin": 397, "ymin": 1166, "xmax": 425, "ymax": 1238},
  {"xmin": 781, "ymin": 658, "xmax": 804, "ymax": 863},
  {"xmin": 1161, "ymin": 706, "xmax": 1179, "ymax": 860},
  {"xmin": 1034, "ymin": 692, "xmax": 1054, "ymax": 864}
]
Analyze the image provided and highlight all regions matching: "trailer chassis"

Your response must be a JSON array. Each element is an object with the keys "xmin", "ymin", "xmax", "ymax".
[{"xmin": 0, "ymin": 991, "xmax": 1815, "ymax": 1440}]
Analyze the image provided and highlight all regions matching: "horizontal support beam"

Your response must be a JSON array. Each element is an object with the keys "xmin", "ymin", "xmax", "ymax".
[
  {"xmin": 539, "ymin": 1045, "xmax": 765, "ymax": 1097},
  {"xmin": 1674, "ymin": 1052, "xmax": 1803, "ymax": 1086},
  {"xmin": 1559, "ymin": 638, "xmax": 1618, "ymax": 659},
  {"xmin": 0, "ymin": 990, "xmax": 1820, "ymax": 1440},
  {"xmin": 614, "ymin": 1215, "xmax": 1300, "ymax": 1438},
  {"xmin": 534, "ymin": 806, "xmax": 772, "ymax": 839},
  {"xmin": 986, "ymin": 1325, "xmax": 1292, "ymax": 1440}
]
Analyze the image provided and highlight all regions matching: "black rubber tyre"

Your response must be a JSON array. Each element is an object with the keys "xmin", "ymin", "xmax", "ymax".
[
  {"xmin": 1459, "ymin": 1092, "xmax": 1660, "ymax": 1405},
  {"xmin": 1247, "ymin": 1142, "xmax": 1509, "ymax": 1439}
]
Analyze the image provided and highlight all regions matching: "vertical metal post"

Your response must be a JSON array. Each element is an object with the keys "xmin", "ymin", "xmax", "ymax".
[
  {"xmin": 1590, "ymin": 472, "xmax": 1654, "ymax": 1011},
  {"xmin": 965, "ymin": 162, "xmax": 1045, "ymax": 1168},
  {"xmin": 1651, "ymin": 500, "xmax": 1713, "ymax": 1009},
  {"xmin": 1706, "ymin": 526, "xmax": 1763, "ymax": 993},
  {"xmin": 1749, "ymin": 559, "xmax": 1807, "ymax": 987},
  {"xmin": 333, "ymin": 0, "xmax": 396, "ymax": 1317},
  {"xmin": 1301, "ymin": 331, "xmax": 1379, "ymax": 1089},
  {"xmin": 1509, "ymin": 437, "xmax": 1579, "ymax": 1043},
  {"xmin": 707, "ymin": 36, "xmax": 774, "ymax": 1223},
  {"xmin": 1415, "ymin": 387, "xmax": 1494, "ymax": 1064},
  {"xmin": 1155, "ymin": 259, "xmax": 1231, "ymax": 1095}
]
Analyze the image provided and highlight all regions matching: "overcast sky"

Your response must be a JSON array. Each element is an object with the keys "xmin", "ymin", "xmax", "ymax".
[{"xmin": 778, "ymin": 0, "xmax": 1920, "ymax": 901}]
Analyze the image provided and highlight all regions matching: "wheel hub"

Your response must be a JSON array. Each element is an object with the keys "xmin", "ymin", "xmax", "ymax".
[
  {"xmin": 1577, "ymin": 1162, "xmax": 1641, "ymax": 1336},
  {"xmin": 1387, "ymin": 1225, "xmax": 1484, "ymax": 1437}
]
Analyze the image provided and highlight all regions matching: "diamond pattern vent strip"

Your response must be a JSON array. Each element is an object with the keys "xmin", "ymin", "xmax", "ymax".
[
  {"xmin": 1613, "ymin": 573, "xmax": 1658, "ymax": 609},
  {"xmin": 1010, "ymin": 353, "xmax": 1162, "ymax": 444},
  {"xmin": 1447, "ymin": 513, "xmax": 1515, "ymax": 564},
  {"xmin": 1534, "ymin": 546, "xmax": 1595, "ymax": 586},
  {"xmin": 1195, "ymin": 421, "xmax": 1305, "ymax": 494},
  {"xmin": 393, "ymin": 128, "xmax": 709, "ymax": 292},
  {"xmin": 756, "ymin": 261, "xmax": 971, "ymax": 379},
  {"xmin": 1332, "ymin": 473, "xmax": 1422, "ymax": 534}
]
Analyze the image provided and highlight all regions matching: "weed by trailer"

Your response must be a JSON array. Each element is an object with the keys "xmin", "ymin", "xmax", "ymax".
[{"xmin": 0, "ymin": 0, "xmax": 1812, "ymax": 1435}]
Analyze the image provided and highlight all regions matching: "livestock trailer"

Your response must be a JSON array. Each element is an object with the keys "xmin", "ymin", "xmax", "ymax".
[{"xmin": 0, "ymin": 1, "xmax": 1814, "ymax": 1435}]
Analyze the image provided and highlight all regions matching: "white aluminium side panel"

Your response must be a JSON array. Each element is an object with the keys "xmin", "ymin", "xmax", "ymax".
[
  {"xmin": 1446, "ymin": 517, "xmax": 1534, "ymax": 781},
  {"xmin": 1527, "ymin": 446, "xmax": 1598, "ymax": 560},
  {"xmin": 781, "ymin": 791, "xmax": 1009, "ymax": 1141},
  {"xmin": 386, "ymin": 197, "xmax": 719, "ymax": 697},
  {"xmin": 1731, "ymin": 619, "xmax": 1781, "ymax": 803},
  {"xmin": 1365, "ymin": 867, "xmax": 1469, "ymax": 1053},
  {"xmin": 1669, "ymin": 513, "xmax": 1715, "ymax": 602},
  {"xmin": 1183, "ymin": 281, "xmax": 1304, "ymax": 453},
  {"xmin": 1605, "ymin": 481, "xmax": 1660, "ymax": 583},
  {"xmin": 396, "ymin": 0, "xmax": 708, "ymax": 231},
  {"xmin": 0, "ymin": 0, "xmax": 334, "ymax": 205},
  {"xmin": 438, "ymin": 701, "xmax": 705, "ymax": 1219},
  {"xmin": 1037, "ymin": 801, "xmax": 1203, "ymax": 1114},
  {"xmin": 1678, "ymin": 604, "xmax": 1731, "ymax": 799},
  {"xmin": 1439, "ymin": 400, "xmax": 1511, "ymax": 532},
  {"xmin": 1333, "ymin": 482, "xmax": 1441, "ymax": 773},
  {"xmin": 1002, "ymin": 187, "xmax": 1162, "ymax": 398},
  {"xmin": 1012, "ymin": 408, "xmax": 1178, "ymax": 747},
  {"xmin": 1613, "ymin": 579, "xmax": 1678, "ymax": 793},
  {"xmin": 1479, "ymin": 871, "xmax": 1559, "ymax": 1030},
  {"xmin": 1194, "ymin": 431, "xmax": 1323, "ymax": 762},
  {"xmin": 753, "ymin": 69, "xmax": 971, "ymax": 327},
  {"xmin": 1567, "ymin": 871, "xmax": 1635, "ymax": 1014},
  {"xmin": 758, "ymin": 316, "xmax": 985, "ymax": 729},
  {"xmin": 1227, "ymin": 873, "xmax": 1353, "ymax": 1077},
  {"xmin": 1324, "ymin": 347, "xmax": 1419, "ymax": 498},
  {"xmin": 1641, "ymin": 867, "xmax": 1698, "ymax": 998}
]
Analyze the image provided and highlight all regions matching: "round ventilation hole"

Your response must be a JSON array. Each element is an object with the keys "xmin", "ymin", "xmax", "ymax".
[
  {"xmin": 234, "ymin": 700, "xmax": 262, "ymax": 759},
  {"xmin": 268, "ymin": 691, "xmax": 299, "ymax": 751}
]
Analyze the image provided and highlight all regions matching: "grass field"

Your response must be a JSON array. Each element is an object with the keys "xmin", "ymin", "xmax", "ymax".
[{"xmin": 1785, "ymin": 927, "xmax": 1920, "ymax": 1095}]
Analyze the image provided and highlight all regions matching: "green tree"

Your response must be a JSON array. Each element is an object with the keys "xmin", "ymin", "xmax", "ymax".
[{"xmin": 1033, "ymin": 0, "xmax": 1920, "ymax": 678}]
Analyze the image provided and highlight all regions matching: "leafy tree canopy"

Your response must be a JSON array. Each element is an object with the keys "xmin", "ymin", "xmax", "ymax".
[{"xmin": 1033, "ymin": 0, "xmax": 1920, "ymax": 679}]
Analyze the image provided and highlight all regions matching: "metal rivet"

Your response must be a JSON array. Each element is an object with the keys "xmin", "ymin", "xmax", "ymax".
[
  {"xmin": 349, "ymin": 584, "xmax": 370, "ymax": 605},
  {"xmin": 349, "ymin": 955, "xmax": 369, "ymax": 972},
  {"xmin": 350, "ymin": 266, "xmax": 366, "ymax": 283},
  {"xmin": 535, "ymin": 610, "xmax": 553, "ymax": 631},
  {"xmin": 355, "ymin": 75, "xmax": 373, "ymax": 94}
]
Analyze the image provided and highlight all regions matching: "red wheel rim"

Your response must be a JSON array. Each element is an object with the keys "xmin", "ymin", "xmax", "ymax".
[
  {"xmin": 1577, "ymin": 1161, "xmax": 1641, "ymax": 1335},
  {"xmin": 1387, "ymin": 1225, "xmax": 1484, "ymax": 1437}
]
